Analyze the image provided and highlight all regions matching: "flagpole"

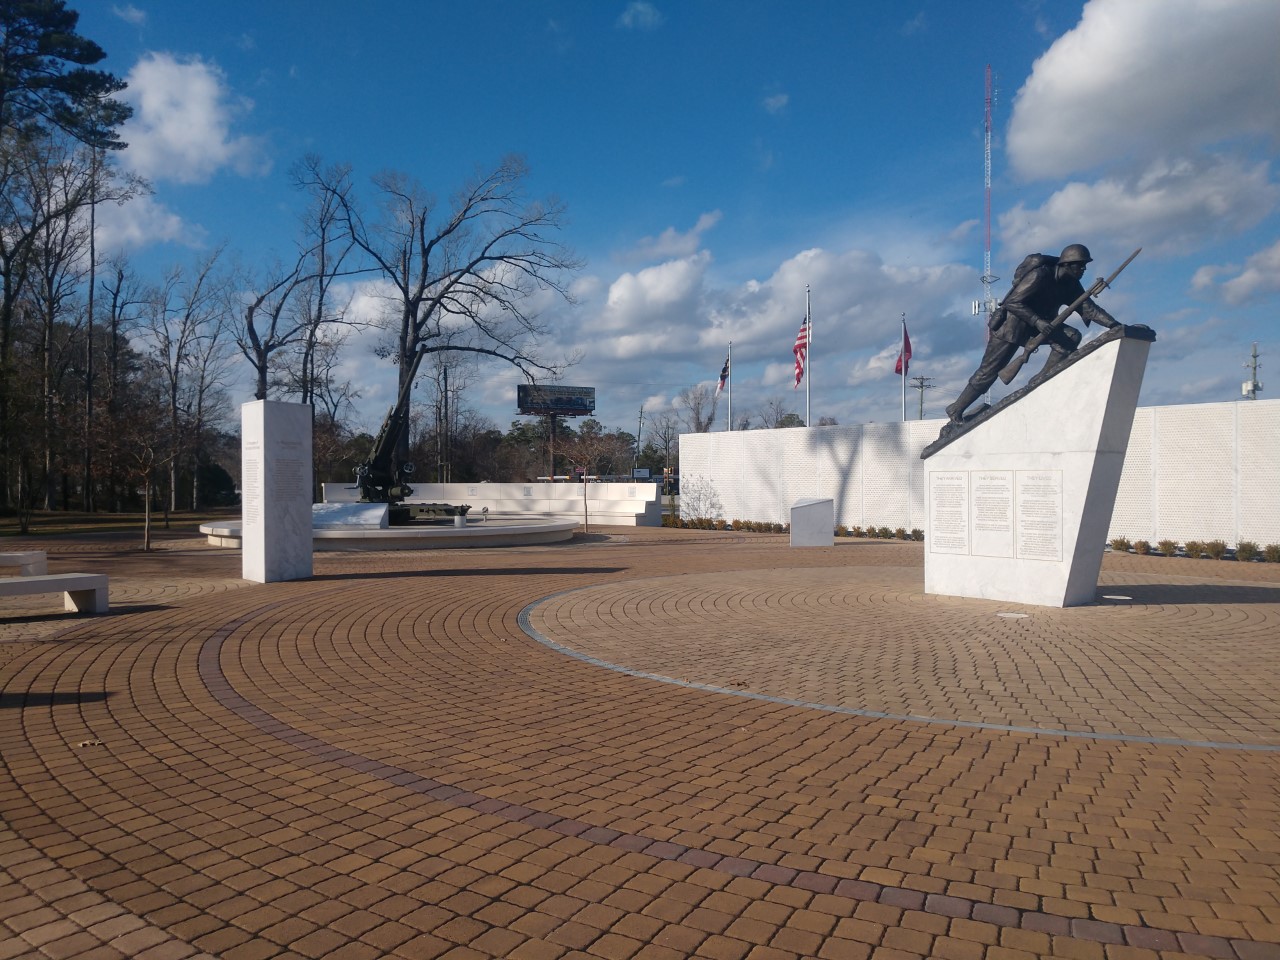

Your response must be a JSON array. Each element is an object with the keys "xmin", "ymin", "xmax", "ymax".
[
  {"xmin": 805, "ymin": 285, "xmax": 812, "ymax": 427},
  {"xmin": 727, "ymin": 340, "xmax": 732, "ymax": 431},
  {"xmin": 900, "ymin": 313, "xmax": 907, "ymax": 422}
]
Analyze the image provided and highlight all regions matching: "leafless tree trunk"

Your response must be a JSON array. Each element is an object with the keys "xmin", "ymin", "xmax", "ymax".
[
  {"xmin": 313, "ymin": 154, "xmax": 581, "ymax": 463},
  {"xmin": 25, "ymin": 140, "xmax": 92, "ymax": 508},
  {"xmin": 98, "ymin": 256, "xmax": 143, "ymax": 510},
  {"xmin": 140, "ymin": 249, "xmax": 225, "ymax": 512},
  {"xmin": 676, "ymin": 383, "xmax": 716, "ymax": 433},
  {"xmin": 757, "ymin": 397, "xmax": 785, "ymax": 429},
  {"xmin": 646, "ymin": 412, "xmax": 680, "ymax": 477}
]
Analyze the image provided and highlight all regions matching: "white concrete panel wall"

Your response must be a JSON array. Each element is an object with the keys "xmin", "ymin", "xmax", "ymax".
[
  {"xmin": 680, "ymin": 398, "xmax": 1280, "ymax": 546},
  {"xmin": 1110, "ymin": 407, "xmax": 1154, "ymax": 539},
  {"xmin": 1240, "ymin": 402, "xmax": 1280, "ymax": 545}
]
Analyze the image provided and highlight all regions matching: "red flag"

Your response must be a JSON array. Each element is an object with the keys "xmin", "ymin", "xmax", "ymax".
[
  {"xmin": 895, "ymin": 323, "xmax": 912, "ymax": 375},
  {"xmin": 715, "ymin": 353, "xmax": 730, "ymax": 399},
  {"xmin": 793, "ymin": 318, "xmax": 808, "ymax": 388}
]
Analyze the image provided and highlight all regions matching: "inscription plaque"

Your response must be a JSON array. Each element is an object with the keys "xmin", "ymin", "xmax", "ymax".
[
  {"xmin": 1016, "ymin": 470, "xmax": 1063, "ymax": 561},
  {"xmin": 971, "ymin": 470, "xmax": 1014, "ymax": 558},
  {"xmin": 928, "ymin": 471, "xmax": 970, "ymax": 555}
]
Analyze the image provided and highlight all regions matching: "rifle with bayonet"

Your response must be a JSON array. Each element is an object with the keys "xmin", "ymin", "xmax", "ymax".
[{"xmin": 997, "ymin": 247, "xmax": 1141, "ymax": 385}]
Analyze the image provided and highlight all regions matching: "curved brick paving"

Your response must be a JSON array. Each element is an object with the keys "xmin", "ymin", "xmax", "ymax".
[
  {"xmin": 523, "ymin": 567, "xmax": 1280, "ymax": 747},
  {"xmin": 2, "ymin": 530, "xmax": 1279, "ymax": 960}
]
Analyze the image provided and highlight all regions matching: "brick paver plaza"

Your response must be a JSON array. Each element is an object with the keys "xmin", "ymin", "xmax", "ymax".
[{"xmin": 3, "ymin": 528, "xmax": 1278, "ymax": 959}]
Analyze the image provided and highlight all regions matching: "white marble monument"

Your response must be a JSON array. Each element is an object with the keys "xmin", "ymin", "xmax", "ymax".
[
  {"xmin": 924, "ymin": 330, "xmax": 1152, "ymax": 607},
  {"xmin": 242, "ymin": 400, "xmax": 314, "ymax": 583},
  {"xmin": 790, "ymin": 498, "xmax": 835, "ymax": 547}
]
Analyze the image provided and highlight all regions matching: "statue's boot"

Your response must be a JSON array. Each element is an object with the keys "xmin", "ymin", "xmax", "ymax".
[{"xmin": 945, "ymin": 383, "xmax": 983, "ymax": 422}]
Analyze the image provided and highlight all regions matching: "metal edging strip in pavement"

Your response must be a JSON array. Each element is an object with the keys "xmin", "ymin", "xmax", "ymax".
[{"xmin": 517, "ymin": 588, "xmax": 1280, "ymax": 753}]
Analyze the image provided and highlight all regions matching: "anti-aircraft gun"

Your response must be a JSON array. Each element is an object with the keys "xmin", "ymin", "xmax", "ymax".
[{"xmin": 353, "ymin": 346, "xmax": 468, "ymax": 525}]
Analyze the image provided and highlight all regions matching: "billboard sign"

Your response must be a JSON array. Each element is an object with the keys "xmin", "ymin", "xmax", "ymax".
[{"xmin": 517, "ymin": 384, "xmax": 596, "ymax": 417}]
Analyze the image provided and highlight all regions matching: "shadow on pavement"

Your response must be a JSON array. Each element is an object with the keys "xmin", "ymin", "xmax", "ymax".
[
  {"xmin": 308, "ymin": 567, "xmax": 627, "ymax": 582},
  {"xmin": 1102, "ymin": 582, "xmax": 1280, "ymax": 605},
  {"xmin": 0, "ymin": 690, "xmax": 113, "ymax": 709}
]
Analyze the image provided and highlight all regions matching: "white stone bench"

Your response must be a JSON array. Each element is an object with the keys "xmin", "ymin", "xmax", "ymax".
[
  {"xmin": 0, "ymin": 550, "xmax": 48, "ymax": 576},
  {"xmin": 0, "ymin": 573, "xmax": 109, "ymax": 614}
]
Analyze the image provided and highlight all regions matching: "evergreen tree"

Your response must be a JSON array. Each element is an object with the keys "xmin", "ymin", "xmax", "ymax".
[{"xmin": 0, "ymin": 0, "xmax": 132, "ymax": 147}]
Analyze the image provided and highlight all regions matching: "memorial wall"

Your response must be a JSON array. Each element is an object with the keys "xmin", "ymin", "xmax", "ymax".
[{"xmin": 679, "ymin": 397, "xmax": 1280, "ymax": 548}]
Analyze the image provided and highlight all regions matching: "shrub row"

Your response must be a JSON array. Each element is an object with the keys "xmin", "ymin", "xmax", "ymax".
[
  {"xmin": 663, "ymin": 516, "xmax": 788, "ymax": 532},
  {"xmin": 1109, "ymin": 537, "xmax": 1280, "ymax": 562},
  {"xmin": 837, "ymin": 525, "xmax": 925, "ymax": 541},
  {"xmin": 664, "ymin": 517, "xmax": 926, "ymax": 541}
]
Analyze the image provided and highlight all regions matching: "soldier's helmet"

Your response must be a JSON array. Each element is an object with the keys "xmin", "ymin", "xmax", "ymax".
[{"xmin": 1059, "ymin": 243, "xmax": 1092, "ymax": 264}]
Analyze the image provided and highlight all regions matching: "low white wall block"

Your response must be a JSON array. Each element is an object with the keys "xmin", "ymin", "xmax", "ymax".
[{"xmin": 790, "ymin": 498, "xmax": 834, "ymax": 547}]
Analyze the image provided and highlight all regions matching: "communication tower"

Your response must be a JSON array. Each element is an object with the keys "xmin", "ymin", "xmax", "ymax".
[
  {"xmin": 971, "ymin": 65, "xmax": 999, "ymax": 322},
  {"xmin": 1242, "ymin": 341, "xmax": 1263, "ymax": 399}
]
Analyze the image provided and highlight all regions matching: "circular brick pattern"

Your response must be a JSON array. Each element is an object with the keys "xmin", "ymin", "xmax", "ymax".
[
  {"xmin": 525, "ymin": 566, "xmax": 1280, "ymax": 747},
  {"xmin": 3, "ymin": 532, "xmax": 1279, "ymax": 959}
]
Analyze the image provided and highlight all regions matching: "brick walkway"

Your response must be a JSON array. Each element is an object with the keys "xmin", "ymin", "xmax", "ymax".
[{"xmin": 2, "ymin": 529, "xmax": 1278, "ymax": 959}]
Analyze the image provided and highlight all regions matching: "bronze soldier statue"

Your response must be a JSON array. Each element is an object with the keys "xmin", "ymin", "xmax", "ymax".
[{"xmin": 946, "ymin": 243, "xmax": 1120, "ymax": 424}]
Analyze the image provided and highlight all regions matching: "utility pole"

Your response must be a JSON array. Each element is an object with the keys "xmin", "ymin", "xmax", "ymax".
[
  {"xmin": 910, "ymin": 375, "xmax": 935, "ymax": 419},
  {"xmin": 1242, "ymin": 342, "xmax": 1263, "ymax": 399},
  {"xmin": 634, "ymin": 405, "xmax": 644, "ymax": 474}
]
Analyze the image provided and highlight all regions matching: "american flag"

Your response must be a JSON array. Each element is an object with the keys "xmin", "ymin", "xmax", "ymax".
[
  {"xmin": 793, "ymin": 317, "xmax": 809, "ymax": 388},
  {"xmin": 715, "ymin": 353, "xmax": 730, "ymax": 399}
]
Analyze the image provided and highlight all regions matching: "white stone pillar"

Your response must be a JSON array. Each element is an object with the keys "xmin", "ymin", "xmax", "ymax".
[
  {"xmin": 924, "ymin": 330, "xmax": 1152, "ymax": 607},
  {"xmin": 241, "ymin": 400, "xmax": 313, "ymax": 583}
]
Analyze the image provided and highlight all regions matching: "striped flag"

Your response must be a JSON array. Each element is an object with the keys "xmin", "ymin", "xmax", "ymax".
[
  {"xmin": 715, "ymin": 353, "xmax": 730, "ymax": 399},
  {"xmin": 793, "ymin": 317, "xmax": 809, "ymax": 388}
]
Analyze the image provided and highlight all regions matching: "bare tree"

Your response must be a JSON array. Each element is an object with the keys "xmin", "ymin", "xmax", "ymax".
[
  {"xmin": 315, "ymin": 155, "xmax": 581, "ymax": 461},
  {"xmin": 234, "ymin": 257, "xmax": 312, "ymax": 402},
  {"xmin": 183, "ymin": 311, "xmax": 234, "ymax": 510},
  {"xmin": 140, "ymin": 250, "xmax": 225, "ymax": 511},
  {"xmin": 646, "ymin": 412, "xmax": 680, "ymax": 477},
  {"xmin": 117, "ymin": 357, "xmax": 171, "ymax": 550},
  {"xmin": 676, "ymin": 383, "xmax": 716, "ymax": 433},
  {"xmin": 24, "ymin": 138, "xmax": 92, "ymax": 507},
  {"xmin": 560, "ymin": 419, "xmax": 634, "ymax": 479},
  {"xmin": 757, "ymin": 397, "xmax": 803, "ymax": 429},
  {"xmin": 97, "ymin": 255, "xmax": 145, "ymax": 509},
  {"xmin": 289, "ymin": 155, "xmax": 358, "ymax": 412}
]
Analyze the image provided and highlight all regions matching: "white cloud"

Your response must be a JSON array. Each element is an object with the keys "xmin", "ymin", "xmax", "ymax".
[
  {"xmin": 112, "ymin": 4, "xmax": 146, "ymax": 26},
  {"xmin": 998, "ymin": 156, "xmax": 1278, "ymax": 256},
  {"xmin": 901, "ymin": 12, "xmax": 927, "ymax": 36},
  {"xmin": 762, "ymin": 93, "xmax": 789, "ymax": 115},
  {"xmin": 625, "ymin": 211, "xmax": 722, "ymax": 263},
  {"xmin": 598, "ymin": 252, "xmax": 710, "ymax": 337},
  {"xmin": 616, "ymin": 2, "xmax": 664, "ymax": 31},
  {"xmin": 1007, "ymin": 0, "xmax": 1280, "ymax": 181},
  {"xmin": 95, "ymin": 194, "xmax": 202, "ymax": 251},
  {"xmin": 1196, "ymin": 239, "xmax": 1280, "ymax": 305},
  {"xmin": 120, "ymin": 52, "xmax": 269, "ymax": 184}
]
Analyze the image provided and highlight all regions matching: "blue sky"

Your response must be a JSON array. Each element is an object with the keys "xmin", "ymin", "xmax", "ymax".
[{"xmin": 82, "ymin": 0, "xmax": 1280, "ymax": 436}]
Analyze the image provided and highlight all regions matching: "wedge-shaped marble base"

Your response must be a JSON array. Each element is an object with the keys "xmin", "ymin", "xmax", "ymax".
[{"xmin": 923, "ymin": 330, "xmax": 1152, "ymax": 607}]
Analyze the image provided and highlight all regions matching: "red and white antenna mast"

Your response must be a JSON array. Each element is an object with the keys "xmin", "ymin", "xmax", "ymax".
[{"xmin": 973, "ymin": 65, "xmax": 999, "ymax": 320}]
